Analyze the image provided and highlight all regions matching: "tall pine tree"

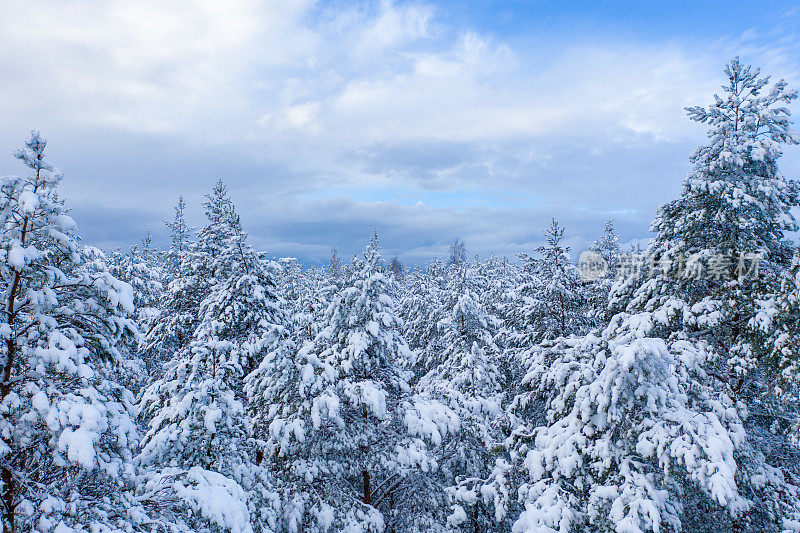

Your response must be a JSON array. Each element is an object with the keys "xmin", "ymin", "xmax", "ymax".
[{"xmin": 0, "ymin": 132, "xmax": 142, "ymax": 532}]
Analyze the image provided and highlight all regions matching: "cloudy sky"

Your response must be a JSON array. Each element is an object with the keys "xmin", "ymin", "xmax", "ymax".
[{"xmin": 2, "ymin": 0, "xmax": 800, "ymax": 265}]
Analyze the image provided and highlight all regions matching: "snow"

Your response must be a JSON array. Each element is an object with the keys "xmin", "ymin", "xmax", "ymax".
[
  {"xmin": 7, "ymin": 243, "xmax": 25, "ymax": 269},
  {"xmin": 58, "ymin": 427, "xmax": 98, "ymax": 469},
  {"xmin": 204, "ymin": 406, "xmax": 222, "ymax": 433},
  {"xmin": 31, "ymin": 391, "xmax": 49, "ymax": 412},
  {"xmin": 403, "ymin": 397, "xmax": 459, "ymax": 446},
  {"xmin": 346, "ymin": 380, "xmax": 387, "ymax": 419},
  {"xmin": 18, "ymin": 189, "xmax": 39, "ymax": 214},
  {"xmin": 169, "ymin": 467, "xmax": 255, "ymax": 533}
]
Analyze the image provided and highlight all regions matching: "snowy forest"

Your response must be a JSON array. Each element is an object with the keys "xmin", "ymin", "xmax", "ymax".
[{"xmin": 2, "ymin": 58, "xmax": 800, "ymax": 533}]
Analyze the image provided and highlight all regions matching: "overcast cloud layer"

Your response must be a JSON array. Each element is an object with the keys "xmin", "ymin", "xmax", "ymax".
[{"xmin": 2, "ymin": 0, "xmax": 800, "ymax": 264}]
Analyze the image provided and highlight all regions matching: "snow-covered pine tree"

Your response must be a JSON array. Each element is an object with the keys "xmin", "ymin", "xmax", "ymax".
[
  {"xmin": 398, "ymin": 266, "xmax": 439, "ymax": 372},
  {"xmin": 275, "ymin": 257, "xmax": 324, "ymax": 348},
  {"xmin": 164, "ymin": 195, "xmax": 191, "ymax": 275},
  {"xmin": 498, "ymin": 59, "xmax": 800, "ymax": 533},
  {"xmin": 533, "ymin": 219, "xmax": 588, "ymax": 338},
  {"xmin": 114, "ymin": 235, "xmax": 162, "ymax": 319},
  {"xmin": 587, "ymin": 219, "xmax": 622, "ymax": 322},
  {"xmin": 500, "ymin": 321, "xmax": 751, "ymax": 533},
  {"xmin": 749, "ymin": 251, "xmax": 800, "ymax": 486},
  {"xmin": 387, "ymin": 255, "xmax": 405, "ymax": 283},
  {"xmin": 591, "ymin": 219, "xmax": 621, "ymax": 276},
  {"xmin": 276, "ymin": 257, "xmax": 303, "ymax": 306},
  {"xmin": 473, "ymin": 254, "xmax": 519, "ymax": 333},
  {"xmin": 628, "ymin": 58, "xmax": 800, "ymax": 529},
  {"xmin": 755, "ymin": 252, "xmax": 800, "ymax": 408},
  {"xmin": 139, "ymin": 181, "xmax": 239, "ymax": 371},
  {"xmin": 137, "ymin": 183, "xmax": 283, "ymax": 532},
  {"xmin": 0, "ymin": 132, "xmax": 142, "ymax": 532},
  {"xmin": 302, "ymin": 267, "xmax": 339, "ymax": 348},
  {"xmin": 504, "ymin": 251, "xmax": 544, "ymax": 352},
  {"xmin": 327, "ymin": 245, "xmax": 345, "ymax": 287},
  {"xmin": 194, "ymin": 207, "xmax": 284, "ymax": 377},
  {"xmin": 246, "ymin": 232, "xmax": 425, "ymax": 532},
  {"xmin": 136, "ymin": 232, "xmax": 163, "ymax": 318},
  {"xmin": 448, "ymin": 239, "xmax": 467, "ymax": 269},
  {"xmin": 108, "ymin": 235, "xmax": 163, "ymax": 377},
  {"xmin": 508, "ymin": 219, "xmax": 588, "ymax": 350},
  {"xmin": 414, "ymin": 271, "xmax": 509, "ymax": 531},
  {"xmin": 616, "ymin": 58, "xmax": 799, "ymax": 392},
  {"xmin": 398, "ymin": 254, "xmax": 477, "ymax": 380}
]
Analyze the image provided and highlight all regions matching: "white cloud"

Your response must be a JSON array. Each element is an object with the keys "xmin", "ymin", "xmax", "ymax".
[
  {"xmin": 0, "ymin": 0, "xmax": 737, "ymax": 146},
  {"xmin": 0, "ymin": 0, "xmax": 317, "ymax": 136},
  {"xmin": 355, "ymin": 0, "xmax": 433, "ymax": 54},
  {"xmin": 283, "ymin": 102, "xmax": 321, "ymax": 130}
]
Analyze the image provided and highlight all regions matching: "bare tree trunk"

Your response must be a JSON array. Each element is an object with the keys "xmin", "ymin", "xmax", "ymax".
[
  {"xmin": 362, "ymin": 469, "xmax": 371, "ymax": 505},
  {"xmin": 1, "ymin": 467, "xmax": 13, "ymax": 533}
]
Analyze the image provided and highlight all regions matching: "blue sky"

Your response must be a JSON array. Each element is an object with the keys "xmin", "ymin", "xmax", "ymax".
[{"xmin": 1, "ymin": 0, "xmax": 799, "ymax": 265}]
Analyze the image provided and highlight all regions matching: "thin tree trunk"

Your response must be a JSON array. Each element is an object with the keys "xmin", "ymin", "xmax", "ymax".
[{"xmin": 362, "ymin": 469, "xmax": 371, "ymax": 505}]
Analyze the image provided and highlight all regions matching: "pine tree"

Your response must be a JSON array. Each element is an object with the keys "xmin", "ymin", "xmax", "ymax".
[
  {"xmin": 328, "ymin": 246, "xmax": 343, "ymax": 285},
  {"xmin": 502, "ymin": 325, "xmax": 750, "ymax": 533},
  {"xmin": 591, "ymin": 219, "xmax": 621, "ymax": 276},
  {"xmin": 628, "ymin": 59, "xmax": 800, "ymax": 529},
  {"xmin": 447, "ymin": 239, "xmax": 467, "ymax": 268},
  {"xmin": 758, "ymin": 252, "xmax": 800, "ymax": 403},
  {"xmin": 625, "ymin": 58, "xmax": 800, "ymax": 389},
  {"xmin": 509, "ymin": 220, "xmax": 588, "ymax": 348},
  {"xmin": 137, "ymin": 183, "xmax": 282, "ymax": 532},
  {"xmin": 0, "ymin": 132, "xmax": 142, "ymax": 532},
  {"xmin": 474, "ymin": 254, "xmax": 519, "ymax": 335},
  {"xmin": 535, "ymin": 219, "xmax": 588, "ymax": 338},
  {"xmin": 498, "ymin": 59, "xmax": 800, "ymax": 533},
  {"xmin": 415, "ymin": 276, "xmax": 508, "ymax": 531},
  {"xmin": 583, "ymin": 219, "xmax": 622, "ymax": 325},
  {"xmin": 164, "ymin": 195, "xmax": 190, "ymax": 273},
  {"xmin": 108, "ymin": 235, "xmax": 164, "ymax": 378},
  {"xmin": 388, "ymin": 255, "xmax": 405, "ymax": 283},
  {"xmin": 139, "ymin": 181, "xmax": 238, "ymax": 370},
  {"xmin": 397, "ymin": 258, "xmax": 450, "ymax": 376},
  {"xmin": 246, "ymin": 233, "xmax": 419, "ymax": 532}
]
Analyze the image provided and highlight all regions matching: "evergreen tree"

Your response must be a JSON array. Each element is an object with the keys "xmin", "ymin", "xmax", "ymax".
[
  {"xmin": 497, "ymin": 59, "xmax": 800, "ymax": 533},
  {"xmin": 108, "ymin": 235, "xmax": 163, "ymax": 377},
  {"xmin": 534, "ymin": 219, "xmax": 587, "ymax": 338},
  {"xmin": 397, "ymin": 258, "xmax": 450, "ymax": 376},
  {"xmin": 164, "ymin": 195, "xmax": 190, "ymax": 272},
  {"xmin": 448, "ymin": 239, "xmax": 467, "ymax": 268},
  {"xmin": 137, "ymin": 183, "xmax": 282, "ymax": 532},
  {"xmin": 586, "ymin": 219, "xmax": 622, "ymax": 324},
  {"xmin": 328, "ymin": 246, "xmax": 343, "ymax": 285},
  {"xmin": 591, "ymin": 219, "xmax": 621, "ymax": 276},
  {"xmin": 246, "ymin": 233, "xmax": 419, "ymax": 531},
  {"xmin": 474, "ymin": 254, "xmax": 519, "ymax": 335},
  {"xmin": 139, "ymin": 181, "xmax": 238, "ymax": 369},
  {"xmin": 502, "ymin": 324, "xmax": 751, "ymax": 533},
  {"xmin": 416, "ymin": 279, "xmax": 508, "ymax": 531},
  {"xmin": 758, "ymin": 252, "xmax": 800, "ymax": 405},
  {"xmin": 509, "ymin": 220, "xmax": 588, "ymax": 348},
  {"xmin": 623, "ymin": 59, "xmax": 800, "ymax": 530},
  {"xmin": 0, "ymin": 132, "xmax": 142, "ymax": 532},
  {"xmin": 388, "ymin": 255, "xmax": 405, "ymax": 283}
]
